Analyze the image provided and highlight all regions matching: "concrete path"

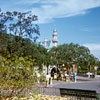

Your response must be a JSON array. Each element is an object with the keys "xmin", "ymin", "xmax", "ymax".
[{"xmin": 50, "ymin": 76, "xmax": 100, "ymax": 94}]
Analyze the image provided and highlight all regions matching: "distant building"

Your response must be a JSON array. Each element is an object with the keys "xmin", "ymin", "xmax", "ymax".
[
  {"xmin": 52, "ymin": 28, "xmax": 58, "ymax": 47},
  {"xmin": 44, "ymin": 38, "xmax": 48, "ymax": 48},
  {"xmin": 43, "ymin": 28, "xmax": 58, "ymax": 48}
]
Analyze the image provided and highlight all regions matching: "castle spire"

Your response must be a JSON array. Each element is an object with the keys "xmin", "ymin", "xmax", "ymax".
[
  {"xmin": 44, "ymin": 38, "xmax": 47, "ymax": 48},
  {"xmin": 52, "ymin": 28, "xmax": 58, "ymax": 47}
]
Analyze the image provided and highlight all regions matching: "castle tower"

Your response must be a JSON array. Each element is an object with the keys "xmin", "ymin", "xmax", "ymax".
[
  {"xmin": 52, "ymin": 28, "xmax": 58, "ymax": 47},
  {"xmin": 44, "ymin": 38, "xmax": 47, "ymax": 48}
]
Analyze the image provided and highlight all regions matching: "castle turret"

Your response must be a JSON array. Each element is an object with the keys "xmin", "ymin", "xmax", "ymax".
[
  {"xmin": 44, "ymin": 38, "xmax": 47, "ymax": 48},
  {"xmin": 52, "ymin": 28, "xmax": 58, "ymax": 47}
]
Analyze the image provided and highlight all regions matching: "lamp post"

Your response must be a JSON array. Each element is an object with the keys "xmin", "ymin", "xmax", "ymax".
[
  {"xmin": 73, "ymin": 64, "xmax": 77, "ymax": 82},
  {"xmin": 94, "ymin": 66, "xmax": 98, "ymax": 78}
]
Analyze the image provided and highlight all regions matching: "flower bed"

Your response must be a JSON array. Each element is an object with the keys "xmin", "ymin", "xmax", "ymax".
[{"xmin": 10, "ymin": 95, "xmax": 73, "ymax": 100}]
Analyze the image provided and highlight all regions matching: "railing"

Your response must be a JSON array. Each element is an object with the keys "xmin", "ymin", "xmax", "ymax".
[
  {"xmin": 60, "ymin": 88, "xmax": 99, "ymax": 100},
  {"xmin": 35, "ymin": 87, "xmax": 100, "ymax": 100}
]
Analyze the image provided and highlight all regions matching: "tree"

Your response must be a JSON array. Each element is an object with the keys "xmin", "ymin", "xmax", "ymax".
[
  {"xmin": 49, "ymin": 43, "xmax": 99, "ymax": 74},
  {"xmin": 0, "ymin": 10, "xmax": 13, "ymax": 53},
  {"xmin": 49, "ymin": 46, "xmax": 64, "ymax": 79},
  {"xmin": 0, "ymin": 10, "xmax": 13, "ymax": 34},
  {"xmin": 0, "ymin": 10, "xmax": 40, "ymax": 56},
  {"xmin": 33, "ymin": 44, "xmax": 47, "ymax": 70},
  {"xmin": 43, "ymin": 49, "xmax": 55, "ymax": 75},
  {"xmin": 0, "ymin": 33, "xmax": 33, "ymax": 57},
  {"xmin": 8, "ymin": 11, "xmax": 40, "ymax": 42}
]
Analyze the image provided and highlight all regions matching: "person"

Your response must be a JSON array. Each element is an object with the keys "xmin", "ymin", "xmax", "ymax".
[
  {"xmin": 73, "ymin": 73, "xmax": 76, "ymax": 82},
  {"xmin": 61, "ymin": 74, "xmax": 64, "ymax": 80},
  {"xmin": 50, "ymin": 77, "xmax": 52, "ymax": 85},
  {"xmin": 54, "ymin": 73, "xmax": 57, "ymax": 79},
  {"xmin": 70, "ymin": 75, "xmax": 72, "ymax": 81},
  {"xmin": 37, "ymin": 73, "xmax": 40, "ymax": 83},
  {"xmin": 73, "ymin": 73, "xmax": 75, "ymax": 81},
  {"xmin": 46, "ymin": 74, "xmax": 50, "ymax": 87},
  {"xmin": 65, "ymin": 71, "xmax": 68, "ymax": 81}
]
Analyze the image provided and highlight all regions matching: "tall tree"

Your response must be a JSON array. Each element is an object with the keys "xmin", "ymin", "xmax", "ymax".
[
  {"xmin": 49, "ymin": 43, "xmax": 99, "ymax": 73},
  {"xmin": 8, "ymin": 11, "xmax": 40, "ymax": 42},
  {"xmin": 0, "ymin": 10, "xmax": 40, "ymax": 56},
  {"xmin": 0, "ymin": 10, "xmax": 13, "ymax": 53}
]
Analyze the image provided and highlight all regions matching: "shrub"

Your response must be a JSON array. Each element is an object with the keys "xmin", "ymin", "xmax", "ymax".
[{"xmin": 0, "ymin": 55, "xmax": 38, "ymax": 99}]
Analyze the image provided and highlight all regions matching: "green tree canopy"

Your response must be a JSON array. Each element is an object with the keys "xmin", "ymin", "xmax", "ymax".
[
  {"xmin": 49, "ymin": 43, "xmax": 99, "ymax": 73},
  {"xmin": 0, "ymin": 10, "xmax": 40, "ymax": 55}
]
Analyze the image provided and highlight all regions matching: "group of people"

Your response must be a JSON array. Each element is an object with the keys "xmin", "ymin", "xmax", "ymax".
[
  {"xmin": 61, "ymin": 72, "xmax": 76, "ymax": 82},
  {"xmin": 46, "ymin": 72, "xmax": 77, "ymax": 87}
]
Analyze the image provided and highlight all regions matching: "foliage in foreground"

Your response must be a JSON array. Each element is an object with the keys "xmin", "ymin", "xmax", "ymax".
[
  {"xmin": 2, "ymin": 95, "xmax": 73, "ymax": 100},
  {"xmin": 0, "ymin": 55, "xmax": 39, "ymax": 99}
]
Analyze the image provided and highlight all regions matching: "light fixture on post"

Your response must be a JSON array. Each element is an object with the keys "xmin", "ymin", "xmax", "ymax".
[{"xmin": 94, "ymin": 66, "xmax": 98, "ymax": 78}]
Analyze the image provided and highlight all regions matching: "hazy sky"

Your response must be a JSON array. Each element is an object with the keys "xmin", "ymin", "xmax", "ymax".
[{"xmin": 0, "ymin": 0, "xmax": 100, "ymax": 60}]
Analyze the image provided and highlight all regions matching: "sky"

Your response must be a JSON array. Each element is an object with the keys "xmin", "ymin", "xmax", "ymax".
[{"xmin": 0, "ymin": 0, "xmax": 100, "ymax": 60}]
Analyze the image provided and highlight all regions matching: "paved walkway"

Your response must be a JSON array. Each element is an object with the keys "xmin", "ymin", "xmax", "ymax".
[
  {"xmin": 34, "ymin": 76, "xmax": 100, "ymax": 98},
  {"xmin": 49, "ymin": 76, "xmax": 100, "ymax": 94}
]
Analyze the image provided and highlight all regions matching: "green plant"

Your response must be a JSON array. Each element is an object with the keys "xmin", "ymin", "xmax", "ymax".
[{"xmin": 0, "ymin": 55, "xmax": 38, "ymax": 99}]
